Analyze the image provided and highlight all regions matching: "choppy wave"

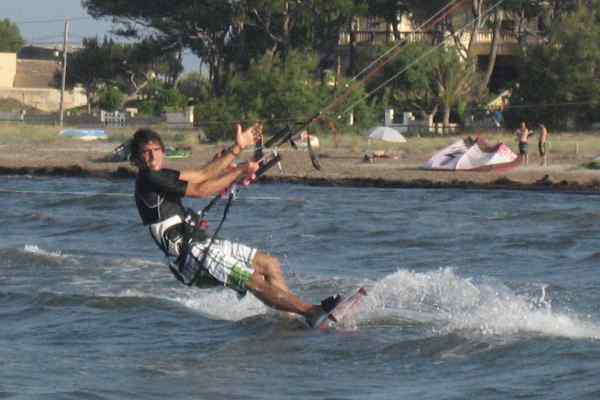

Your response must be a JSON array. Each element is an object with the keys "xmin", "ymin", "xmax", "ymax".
[
  {"xmin": 0, "ymin": 245, "xmax": 69, "ymax": 272},
  {"xmin": 23, "ymin": 244, "xmax": 64, "ymax": 258},
  {"xmin": 165, "ymin": 289, "xmax": 268, "ymax": 321},
  {"xmin": 7, "ymin": 244, "xmax": 600, "ymax": 341},
  {"xmin": 359, "ymin": 268, "xmax": 600, "ymax": 340},
  {"xmin": 42, "ymin": 194, "xmax": 124, "ymax": 209}
]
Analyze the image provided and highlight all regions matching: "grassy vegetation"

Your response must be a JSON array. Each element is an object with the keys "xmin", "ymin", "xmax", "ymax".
[
  {"xmin": 317, "ymin": 129, "xmax": 600, "ymax": 163},
  {"xmin": 1, "ymin": 122, "xmax": 599, "ymax": 161},
  {"xmin": 0, "ymin": 124, "xmax": 60, "ymax": 144},
  {"xmin": 0, "ymin": 123, "xmax": 201, "ymax": 147}
]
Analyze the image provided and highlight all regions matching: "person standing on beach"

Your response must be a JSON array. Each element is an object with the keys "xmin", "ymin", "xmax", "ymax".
[
  {"xmin": 129, "ymin": 126, "xmax": 339, "ymax": 327},
  {"xmin": 493, "ymin": 110, "xmax": 503, "ymax": 131},
  {"xmin": 538, "ymin": 123, "xmax": 549, "ymax": 167},
  {"xmin": 515, "ymin": 121, "xmax": 534, "ymax": 166}
]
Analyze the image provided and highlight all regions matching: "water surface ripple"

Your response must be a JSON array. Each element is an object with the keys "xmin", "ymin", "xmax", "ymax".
[{"xmin": 1, "ymin": 177, "xmax": 599, "ymax": 399}]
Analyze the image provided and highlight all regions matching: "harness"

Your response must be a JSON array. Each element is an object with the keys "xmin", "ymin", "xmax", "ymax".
[
  {"xmin": 148, "ymin": 208, "xmax": 210, "ymax": 285},
  {"xmin": 162, "ymin": 152, "xmax": 281, "ymax": 286}
]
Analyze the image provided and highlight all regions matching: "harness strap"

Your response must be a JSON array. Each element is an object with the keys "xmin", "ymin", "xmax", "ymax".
[
  {"xmin": 188, "ymin": 190, "xmax": 235, "ymax": 287},
  {"xmin": 180, "ymin": 150, "xmax": 282, "ymax": 287},
  {"xmin": 149, "ymin": 215, "xmax": 184, "ymax": 257},
  {"xmin": 168, "ymin": 261, "xmax": 186, "ymax": 284}
]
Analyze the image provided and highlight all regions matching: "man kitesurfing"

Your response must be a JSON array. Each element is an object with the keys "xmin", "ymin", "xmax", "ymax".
[{"xmin": 130, "ymin": 125, "xmax": 340, "ymax": 327}]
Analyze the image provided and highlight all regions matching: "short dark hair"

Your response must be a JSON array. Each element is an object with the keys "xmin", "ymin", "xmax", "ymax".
[{"xmin": 130, "ymin": 128, "xmax": 165, "ymax": 168}]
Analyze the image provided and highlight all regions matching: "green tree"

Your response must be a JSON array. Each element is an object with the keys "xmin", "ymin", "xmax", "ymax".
[
  {"xmin": 0, "ymin": 19, "xmax": 25, "ymax": 52},
  {"xmin": 196, "ymin": 49, "xmax": 375, "ymax": 142},
  {"xmin": 97, "ymin": 86, "xmax": 125, "ymax": 111},
  {"xmin": 84, "ymin": 0, "xmax": 234, "ymax": 96},
  {"xmin": 370, "ymin": 42, "xmax": 476, "ymax": 129},
  {"xmin": 404, "ymin": 0, "xmax": 542, "ymax": 97},
  {"xmin": 114, "ymin": 39, "xmax": 183, "ymax": 96},
  {"xmin": 313, "ymin": 0, "xmax": 369, "ymax": 77},
  {"xmin": 65, "ymin": 36, "xmax": 182, "ymax": 112},
  {"xmin": 64, "ymin": 38, "xmax": 113, "ymax": 112},
  {"xmin": 196, "ymin": 50, "xmax": 324, "ymax": 141},
  {"xmin": 138, "ymin": 80, "xmax": 188, "ymax": 116},
  {"xmin": 508, "ymin": 0, "xmax": 600, "ymax": 128},
  {"xmin": 83, "ymin": 0, "xmax": 372, "ymax": 96},
  {"xmin": 176, "ymin": 72, "xmax": 211, "ymax": 103}
]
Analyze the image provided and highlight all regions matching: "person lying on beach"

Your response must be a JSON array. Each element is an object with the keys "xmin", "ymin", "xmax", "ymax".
[
  {"xmin": 129, "ymin": 126, "xmax": 340, "ymax": 327},
  {"xmin": 362, "ymin": 150, "xmax": 399, "ymax": 163}
]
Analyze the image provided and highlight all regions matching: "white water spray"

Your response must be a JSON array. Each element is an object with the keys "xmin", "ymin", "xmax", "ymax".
[{"xmin": 363, "ymin": 268, "xmax": 600, "ymax": 340}]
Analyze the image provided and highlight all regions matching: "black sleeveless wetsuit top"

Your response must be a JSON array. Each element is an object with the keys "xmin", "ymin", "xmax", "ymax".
[
  {"xmin": 135, "ymin": 168, "xmax": 200, "ymax": 257},
  {"xmin": 135, "ymin": 168, "xmax": 188, "ymax": 225}
]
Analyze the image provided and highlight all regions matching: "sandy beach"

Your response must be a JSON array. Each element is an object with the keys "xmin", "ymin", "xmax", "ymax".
[{"xmin": 1, "ymin": 137, "xmax": 599, "ymax": 193}]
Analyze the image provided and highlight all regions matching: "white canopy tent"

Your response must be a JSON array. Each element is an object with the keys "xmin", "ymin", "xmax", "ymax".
[{"xmin": 367, "ymin": 126, "xmax": 407, "ymax": 143}]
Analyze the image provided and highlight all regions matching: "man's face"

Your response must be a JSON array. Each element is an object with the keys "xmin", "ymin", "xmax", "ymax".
[{"xmin": 141, "ymin": 141, "xmax": 164, "ymax": 171}]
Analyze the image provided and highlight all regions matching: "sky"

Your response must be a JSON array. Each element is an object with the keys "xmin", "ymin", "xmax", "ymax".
[{"xmin": 0, "ymin": 0, "xmax": 200, "ymax": 72}]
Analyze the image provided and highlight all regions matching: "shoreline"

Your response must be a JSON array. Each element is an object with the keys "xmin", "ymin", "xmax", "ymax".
[
  {"xmin": 1, "ymin": 139, "xmax": 600, "ymax": 194},
  {"xmin": 2, "ymin": 164, "xmax": 600, "ymax": 195}
]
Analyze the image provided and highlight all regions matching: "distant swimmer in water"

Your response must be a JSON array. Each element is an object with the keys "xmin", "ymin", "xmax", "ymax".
[
  {"xmin": 129, "ymin": 126, "xmax": 340, "ymax": 327},
  {"xmin": 538, "ymin": 123, "xmax": 549, "ymax": 167},
  {"xmin": 515, "ymin": 121, "xmax": 535, "ymax": 166}
]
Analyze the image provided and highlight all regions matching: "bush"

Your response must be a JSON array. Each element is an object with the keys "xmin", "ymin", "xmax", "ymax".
[
  {"xmin": 195, "ymin": 50, "xmax": 377, "ymax": 143},
  {"xmin": 97, "ymin": 86, "xmax": 125, "ymax": 112},
  {"xmin": 195, "ymin": 97, "xmax": 241, "ymax": 142},
  {"xmin": 138, "ymin": 81, "xmax": 188, "ymax": 116}
]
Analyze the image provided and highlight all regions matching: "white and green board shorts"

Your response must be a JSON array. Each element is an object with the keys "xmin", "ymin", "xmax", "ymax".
[{"xmin": 178, "ymin": 238, "xmax": 256, "ymax": 294}]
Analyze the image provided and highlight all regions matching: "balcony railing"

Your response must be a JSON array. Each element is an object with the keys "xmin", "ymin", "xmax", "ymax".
[
  {"xmin": 339, "ymin": 29, "xmax": 539, "ymax": 46},
  {"xmin": 339, "ymin": 30, "xmax": 434, "ymax": 45}
]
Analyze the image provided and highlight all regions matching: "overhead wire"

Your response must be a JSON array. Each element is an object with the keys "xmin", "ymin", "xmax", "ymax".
[
  {"xmin": 346, "ymin": 0, "xmax": 463, "ymax": 86},
  {"xmin": 311, "ymin": 0, "xmax": 467, "ymax": 122},
  {"xmin": 337, "ymin": 0, "xmax": 508, "ymax": 119},
  {"xmin": 11, "ymin": 2, "xmax": 525, "ymax": 128},
  {"xmin": 13, "ymin": 14, "xmax": 116, "ymax": 49},
  {"xmin": 13, "ymin": 16, "xmax": 94, "ymax": 25}
]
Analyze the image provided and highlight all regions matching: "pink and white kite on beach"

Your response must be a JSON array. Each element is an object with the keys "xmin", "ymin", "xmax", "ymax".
[{"xmin": 423, "ymin": 136, "xmax": 520, "ymax": 172}]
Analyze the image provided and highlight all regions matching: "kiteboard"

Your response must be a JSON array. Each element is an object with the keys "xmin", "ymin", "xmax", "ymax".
[{"xmin": 313, "ymin": 287, "xmax": 367, "ymax": 331}]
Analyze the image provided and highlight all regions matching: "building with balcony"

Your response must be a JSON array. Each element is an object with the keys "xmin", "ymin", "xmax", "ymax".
[{"xmin": 338, "ymin": 8, "xmax": 543, "ymax": 93}]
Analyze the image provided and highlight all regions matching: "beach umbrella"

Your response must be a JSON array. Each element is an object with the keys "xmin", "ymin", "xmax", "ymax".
[{"xmin": 367, "ymin": 126, "xmax": 407, "ymax": 143}]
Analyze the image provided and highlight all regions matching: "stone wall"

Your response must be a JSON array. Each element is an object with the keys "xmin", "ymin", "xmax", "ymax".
[
  {"xmin": 14, "ymin": 59, "xmax": 60, "ymax": 89},
  {"xmin": 0, "ymin": 55, "xmax": 87, "ymax": 112},
  {"xmin": 0, "ymin": 87, "xmax": 87, "ymax": 113}
]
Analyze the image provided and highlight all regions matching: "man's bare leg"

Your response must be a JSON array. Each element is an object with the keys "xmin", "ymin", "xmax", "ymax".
[
  {"xmin": 245, "ymin": 251, "xmax": 339, "ymax": 325},
  {"xmin": 245, "ymin": 270, "xmax": 322, "ymax": 322},
  {"xmin": 252, "ymin": 252, "xmax": 290, "ymax": 293}
]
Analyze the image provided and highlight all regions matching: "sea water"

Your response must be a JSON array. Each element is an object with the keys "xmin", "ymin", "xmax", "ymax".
[{"xmin": 1, "ymin": 176, "xmax": 599, "ymax": 399}]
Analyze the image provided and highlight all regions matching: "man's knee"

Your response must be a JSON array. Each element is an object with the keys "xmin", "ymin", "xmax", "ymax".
[
  {"xmin": 246, "ymin": 270, "xmax": 266, "ymax": 292},
  {"xmin": 253, "ymin": 251, "xmax": 282, "ymax": 275}
]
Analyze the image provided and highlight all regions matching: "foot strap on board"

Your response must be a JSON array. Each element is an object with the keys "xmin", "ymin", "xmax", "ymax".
[{"xmin": 305, "ymin": 294, "xmax": 342, "ymax": 328}]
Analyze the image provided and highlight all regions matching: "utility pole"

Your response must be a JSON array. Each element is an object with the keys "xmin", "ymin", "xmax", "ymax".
[{"xmin": 59, "ymin": 19, "xmax": 69, "ymax": 127}]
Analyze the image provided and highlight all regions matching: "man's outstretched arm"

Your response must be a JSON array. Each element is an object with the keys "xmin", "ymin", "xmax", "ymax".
[
  {"xmin": 180, "ymin": 123, "xmax": 261, "ymax": 184},
  {"xmin": 184, "ymin": 161, "xmax": 258, "ymax": 198}
]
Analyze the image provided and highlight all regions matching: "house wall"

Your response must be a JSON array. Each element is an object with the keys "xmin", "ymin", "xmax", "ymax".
[
  {"xmin": 0, "ymin": 53, "xmax": 17, "ymax": 88},
  {"xmin": 14, "ymin": 59, "xmax": 61, "ymax": 89},
  {"xmin": 0, "ymin": 53, "xmax": 87, "ymax": 112},
  {"xmin": 0, "ymin": 87, "xmax": 87, "ymax": 112}
]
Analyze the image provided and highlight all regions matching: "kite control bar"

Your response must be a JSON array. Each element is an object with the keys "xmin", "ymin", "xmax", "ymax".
[
  {"xmin": 261, "ymin": 114, "xmax": 322, "ymax": 171},
  {"xmin": 255, "ymin": 152, "xmax": 282, "ymax": 178}
]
